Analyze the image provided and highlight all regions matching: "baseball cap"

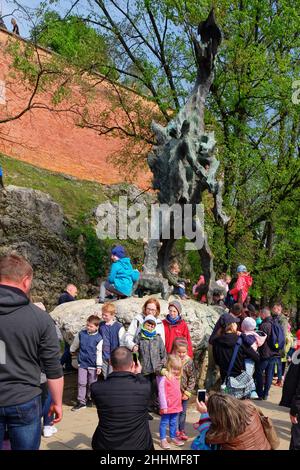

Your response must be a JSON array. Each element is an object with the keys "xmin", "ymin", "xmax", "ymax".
[
  {"xmin": 237, "ymin": 264, "xmax": 247, "ymax": 273},
  {"xmin": 220, "ymin": 313, "xmax": 240, "ymax": 328}
]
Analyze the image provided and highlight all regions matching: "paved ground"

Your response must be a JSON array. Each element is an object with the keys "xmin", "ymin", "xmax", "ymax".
[{"xmin": 40, "ymin": 374, "xmax": 291, "ymax": 450}]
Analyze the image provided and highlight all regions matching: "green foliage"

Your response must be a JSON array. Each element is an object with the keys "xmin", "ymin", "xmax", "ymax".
[
  {"xmin": 0, "ymin": 153, "xmax": 107, "ymax": 222},
  {"xmin": 66, "ymin": 223, "xmax": 109, "ymax": 280},
  {"xmin": 31, "ymin": 11, "xmax": 115, "ymax": 77}
]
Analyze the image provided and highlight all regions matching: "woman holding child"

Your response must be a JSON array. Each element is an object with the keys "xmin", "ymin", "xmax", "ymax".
[{"xmin": 212, "ymin": 313, "xmax": 260, "ymax": 398}]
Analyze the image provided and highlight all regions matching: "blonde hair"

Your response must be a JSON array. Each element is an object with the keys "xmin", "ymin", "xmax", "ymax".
[
  {"xmin": 224, "ymin": 323, "xmax": 237, "ymax": 334},
  {"xmin": 102, "ymin": 303, "xmax": 116, "ymax": 316},
  {"xmin": 206, "ymin": 392, "xmax": 255, "ymax": 442},
  {"xmin": 166, "ymin": 354, "xmax": 182, "ymax": 374},
  {"xmin": 169, "ymin": 261, "xmax": 180, "ymax": 270}
]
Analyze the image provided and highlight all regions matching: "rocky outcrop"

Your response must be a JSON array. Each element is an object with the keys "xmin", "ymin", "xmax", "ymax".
[
  {"xmin": 50, "ymin": 295, "xmax": 221, "ymax": 361},
  {"xmin": 0, "ymin": 186, "xmax": 87, "ymax": 308}
]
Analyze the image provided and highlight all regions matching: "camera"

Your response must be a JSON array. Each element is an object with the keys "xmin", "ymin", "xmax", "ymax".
[{"xmin": 197, "ymin": 389, "xmax": 206, "ymax": 403}]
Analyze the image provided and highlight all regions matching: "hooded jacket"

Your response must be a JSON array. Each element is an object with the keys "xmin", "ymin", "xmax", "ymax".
[
  {"xmin": 230, "ymin": 274, "xmax": 253, "ymax": 303},
  {"xmin": 134, "ymin": 330, "xmax": 167, "ymax": 375},
  {"xmin": 108, "ymin": 257, "xmax": 139, "ymax": 297},
  {"xmin": 91, "ymin": 372, "xmax": 153, "ymax": 450},
  {"xmin": 0, "ymin": 284, "xmax": 63, "ymax": 406},
  {"xmin": 212, "ymin": 333, "xmax": 259, "ymax": 382}
]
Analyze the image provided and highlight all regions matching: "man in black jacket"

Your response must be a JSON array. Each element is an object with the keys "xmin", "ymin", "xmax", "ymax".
[
  {"xmin": 256, "ymin": 307, "xmax": 280, "ymax": 400},
  {"xmin": 279, "ymin": 356, "xmax": 300, "ymax": 449},
  {"xmin": 0, "ymin": 253, "xmax": 63, "ymax": 450},
  {"xmin": 58, "ymin": 284, "xmax": 77, "ymax": 305},
  {"xmin": 91, "ymin": 346, "xmax": 154, "ymax": 450}
]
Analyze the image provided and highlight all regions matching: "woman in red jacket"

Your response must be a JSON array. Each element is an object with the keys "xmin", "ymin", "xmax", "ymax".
[{"xmin": 163, "ymin": 301, "xmax": 193, "ymax": 358}]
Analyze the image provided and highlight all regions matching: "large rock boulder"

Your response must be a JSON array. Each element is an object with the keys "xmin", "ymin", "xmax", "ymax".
[
  {"xmin": 50, "ymin": 296, "xmax": 221, "ymax": 357},
  {"xmin": 0, "ymin": 186, "xmax": 87, "ymax": 309}
]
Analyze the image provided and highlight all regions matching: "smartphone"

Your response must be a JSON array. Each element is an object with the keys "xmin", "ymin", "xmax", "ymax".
[
  {"xmin": 132, "ymin": 352, "xmax": 139, "ymax": 365},
  {"xmin": 197, "ymin": 389, "xmax": 206, "ymax": 402}
]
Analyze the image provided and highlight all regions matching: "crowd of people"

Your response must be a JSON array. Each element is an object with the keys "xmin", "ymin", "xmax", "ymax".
[{"xmin": 0, "ymin": 249, "xmax": 300, "ymax": 452}]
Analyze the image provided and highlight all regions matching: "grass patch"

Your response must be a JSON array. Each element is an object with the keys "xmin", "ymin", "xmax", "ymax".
[{"xmin": 0, "ymin": 153, "xmax": 107, "ymax": 221}]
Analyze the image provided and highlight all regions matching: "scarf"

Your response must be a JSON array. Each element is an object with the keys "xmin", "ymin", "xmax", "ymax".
[
  {"xmin": 141, "ymin": 325, "xmax": 156, "ymax": 339},
  {"xmin": 166, "ymin": 314, "xmax": 181, "ymax": 325}
]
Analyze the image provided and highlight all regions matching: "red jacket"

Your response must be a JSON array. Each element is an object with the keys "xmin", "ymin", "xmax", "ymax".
[
  {"xmin": 230, "ymin": 274, "xmax": 253, "ymax": 304},
  {"xmin": 163, "ymin": 318, "xmax": 193, "ymax": 358}
]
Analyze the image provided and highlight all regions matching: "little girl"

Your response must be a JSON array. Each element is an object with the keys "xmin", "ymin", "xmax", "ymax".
[
  {"xmin": 172, "ymin": 337, "xmax": 196, "ymax": 441},
  {"xmin": 157, "ymin": 355, "xmax": 184, "ymax": 449}
]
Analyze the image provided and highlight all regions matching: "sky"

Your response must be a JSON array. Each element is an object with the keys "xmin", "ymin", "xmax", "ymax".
[{"xmin": 0, "ymin": 0, "xmax": 86, "ymax": 38}]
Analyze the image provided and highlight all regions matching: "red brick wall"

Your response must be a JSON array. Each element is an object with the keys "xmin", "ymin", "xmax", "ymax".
[{"xmin": 0, "ymin": 29, "xmax": 151, "ymax": 188}]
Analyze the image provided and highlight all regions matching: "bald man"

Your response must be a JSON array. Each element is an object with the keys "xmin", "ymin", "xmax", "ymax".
[{"xmin": 58, "ymin": 284, "xmax": 78, "ymax": 304}]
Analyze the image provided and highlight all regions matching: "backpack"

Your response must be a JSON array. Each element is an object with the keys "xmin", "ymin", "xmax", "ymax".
[
  {"xmin": 270, "ymin": 319, "xmax": 285, "ymax": 351},
  {"xmin": 224, "ymin": 291, "xmax": 235, "ymax": 308}
]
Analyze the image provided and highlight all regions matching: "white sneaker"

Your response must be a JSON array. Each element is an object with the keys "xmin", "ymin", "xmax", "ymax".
[{"xmin": 43, "ymin": 426, "xmax": 58, "ymax": 437}]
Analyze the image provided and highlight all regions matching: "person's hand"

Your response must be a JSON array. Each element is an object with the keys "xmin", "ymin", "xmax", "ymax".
[
  {"xmin": 236, "ymin": 330, "xmax": 241, "ymax": 336},
  {"xmin": 132, "ymin": 345, "xmax": 139, "ymax": 353},
  {"xmin": 160, "ymin": 409, "xmax": 168, "ymax": 415},
  {"xmin": 71, "ymin": 357, "xmax": 78, "ymax": 369},
  {"xmin": 196, "ymin": 398, "xmax": 207, "ymax": 414},
  {"xmin": 182, "ymin": 393, "xmax": 189, "ymax": 401},
  {"xmin": 290, "ymin": 414, "xmax": 298, "ymax": 424},
  {"xmin": 132, "ymin": 359, "xmax": 142, "ymax": 374},
  {"xmin": 96, "ymin": 368, "xmax": 102, "ymax": 375},
  {"xmin": 48, "ymin": 403, "xmax": 63, "ymax": 424}
]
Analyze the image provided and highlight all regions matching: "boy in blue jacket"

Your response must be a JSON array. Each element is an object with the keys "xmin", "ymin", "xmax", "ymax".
[{"xmin": 99, "ymin": 245, "xmax": 139, "ymax": 303}]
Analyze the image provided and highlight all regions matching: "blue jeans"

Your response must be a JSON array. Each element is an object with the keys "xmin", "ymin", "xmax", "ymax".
[
  {"xmin": 159, "ymin": 413, "xmax": 178, "ymax": 439},
  {"xmin": 255, "ymin": 357, "xmax": 277, "ymax": 399},
  {"xmin": 274, "ymin": 357, "xmax": 283, "ymax": 381},
  {"xmin": 0, "ymin": 395, "xmax": 42, "ymax": 450},
  {"xmin": 173, "ymin": 286, "xmax": 185, "ymax": 297},
  {"xmin": 178, "ymin": 399, "xmax": 188, "ymax": 432}
]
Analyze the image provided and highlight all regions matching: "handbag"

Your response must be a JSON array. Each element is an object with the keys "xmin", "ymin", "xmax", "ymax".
[
  {"xmin": 257, "ymin": 408, "xmax": 280, "ymax": 450},
  {"xmin": 221, "ymin": 337, "xmax": 255, "ymax": 399}
]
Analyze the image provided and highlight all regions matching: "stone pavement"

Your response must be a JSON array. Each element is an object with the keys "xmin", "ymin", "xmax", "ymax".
[{"xmin": 40, "ymin": 374, "xmax": 291, "ymax": 450}]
